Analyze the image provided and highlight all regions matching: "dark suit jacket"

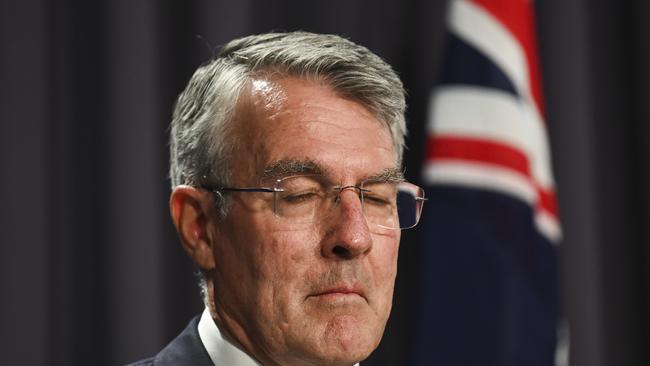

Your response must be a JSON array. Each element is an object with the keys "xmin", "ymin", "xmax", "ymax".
[{"xmin": 126, "ymin": 316, "xmax": 214, "ymax": 366}]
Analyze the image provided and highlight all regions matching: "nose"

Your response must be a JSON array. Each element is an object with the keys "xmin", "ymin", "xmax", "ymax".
[{"xmin": 321, "ymin": 188, "xmax": 373, "ymax": 260}]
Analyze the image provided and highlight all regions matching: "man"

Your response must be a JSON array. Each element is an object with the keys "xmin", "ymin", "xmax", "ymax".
[{"xmin": 129, "ymin": 31, "xmax": 426, "ymax": 366}]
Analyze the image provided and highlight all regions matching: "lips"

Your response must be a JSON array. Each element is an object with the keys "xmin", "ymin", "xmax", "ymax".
[{"xmin": 309, "ymin": 283, "xmax": 367, "ymax": 302}]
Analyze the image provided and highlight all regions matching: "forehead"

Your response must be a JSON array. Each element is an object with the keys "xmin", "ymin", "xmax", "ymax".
[{"xmin": 230, "ymin": 76, "xmax": 397, "ymax": 183}]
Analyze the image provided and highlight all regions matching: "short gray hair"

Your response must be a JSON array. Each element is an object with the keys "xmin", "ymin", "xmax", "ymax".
[{"xmin": 169, "ymin": 31, "xmax": 407, "ymax": 193}]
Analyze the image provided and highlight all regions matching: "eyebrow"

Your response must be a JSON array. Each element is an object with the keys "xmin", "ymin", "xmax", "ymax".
[
  {"xmin": 363, "ymin": 167, "xmax": 405, "ymax": 183},
  {"xmin": 261, "ymin": 159, "xmax": 324, "ymax": 180},
  {"xmin": 261, "ymin": 159, "xmax": 403, "ymax": 183}
]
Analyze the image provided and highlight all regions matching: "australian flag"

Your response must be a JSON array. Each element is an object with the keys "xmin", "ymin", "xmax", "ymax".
[{"xmin": 413, "ymin": 0, "xmax": 562, "ymax": 365}]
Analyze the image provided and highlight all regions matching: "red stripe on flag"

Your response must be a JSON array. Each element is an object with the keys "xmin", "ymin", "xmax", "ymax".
[
  {"xmin": 427, "ymin": 135, "xmax": 559, "ymax": 220},
  {"xmin": 470, "ymin": 0, "xmax": 545, "ymax": 117},
  {"xmin": 537, "ymin": 186, "xmax": 558, "ymax": 217},
  {"xmin": 427, "ymin": 135, "xmax": 531, "ymax": 177}
]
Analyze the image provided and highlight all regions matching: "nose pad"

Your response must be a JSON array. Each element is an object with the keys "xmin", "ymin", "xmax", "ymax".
[{"xmin": 333, "ymin": 185, "xmax": 364, "ymax": 205}]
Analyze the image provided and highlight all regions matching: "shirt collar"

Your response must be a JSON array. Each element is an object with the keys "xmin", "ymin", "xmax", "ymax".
[{"xmin": 197, "ymin": 308, "xmax": 261, "ymax": 366}]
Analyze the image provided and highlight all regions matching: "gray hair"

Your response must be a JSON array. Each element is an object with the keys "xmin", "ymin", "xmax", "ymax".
[
  {"xmin": 170, "ymin": 31, "xmax": 407, "ymax": 193},
  {"xmin": 168, "ymin": 32, "xmax": 407, "ymax": 304}
]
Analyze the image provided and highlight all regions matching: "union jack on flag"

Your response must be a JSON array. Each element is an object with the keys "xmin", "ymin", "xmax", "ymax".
[{"xmin": 413, "ymin": 0, "xmax": 562, "ymax": 365}]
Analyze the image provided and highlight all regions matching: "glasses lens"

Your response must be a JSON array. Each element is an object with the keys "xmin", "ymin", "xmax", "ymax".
[
  {"xmin": 395, "ymin": 183, "xmax": 424, "ymax": 229},
  {"xmin": 361, "ymin": 181, "xmax": 424, "ymax": 229},
  {"xmin": 361, "ymin": 181, "xmax": 398, "ymax": 228},
  {"xmin": 273, "ymin": 175, "xmax": 425, "ymax": 230},
  {"xmin": 274, "ymin": 175, "xmax": 325, "ymax": 221}
]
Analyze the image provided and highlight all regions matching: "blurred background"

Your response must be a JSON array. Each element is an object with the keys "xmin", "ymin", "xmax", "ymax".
[{"xmin": 1, "ymin": 0, "xmax": 649, "ymax": 365}]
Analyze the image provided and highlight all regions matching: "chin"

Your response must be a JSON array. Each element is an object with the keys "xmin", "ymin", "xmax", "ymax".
[
  {"xmin": 317, "ymin": 314, "xmax": 384, "ymax": 365},
  {"xmin": 286, "ymin": 299, "xmax": 389, "ymax": 365}
]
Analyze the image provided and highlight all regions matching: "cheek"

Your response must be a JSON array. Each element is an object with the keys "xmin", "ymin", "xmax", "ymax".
[
  {"xmin": 253, "ymin": 229, "xmax": 329, "ymax": 341},
  {"xmin": 373, "ymin": 231, "xmax": 399, "ymax": 266},
  {"xmin": 258, "ymin": 228, "xmax": 317, "ymax": 269},
  {"xmin": 369, "ymin": 233, "xmax": 400, "ymax": 296},
  {"xmin": 254, "ymin": 228, "xmax": 323, "ymax": 304}
]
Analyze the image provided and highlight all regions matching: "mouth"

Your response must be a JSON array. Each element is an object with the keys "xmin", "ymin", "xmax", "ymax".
[{"xmin": 308, "ymin": 284, "xmax": 367, "ymax": 302}]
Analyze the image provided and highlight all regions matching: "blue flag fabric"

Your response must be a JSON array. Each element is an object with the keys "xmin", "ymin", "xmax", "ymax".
[{"xmin": 413, "ymin": 0, "xmax": 561, "ymax": 365}]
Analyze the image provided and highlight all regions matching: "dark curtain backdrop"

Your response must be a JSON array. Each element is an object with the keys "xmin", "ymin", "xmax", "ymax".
[{"xmin": 1, "ymin": 1, "xmax": 649, "ymax": 365}]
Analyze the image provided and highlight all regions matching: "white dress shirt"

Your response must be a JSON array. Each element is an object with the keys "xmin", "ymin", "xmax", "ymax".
[
  {"xmin": 198, "ymin": 307, "xmax": 360, "ymax": 366},
  {"xmin": 198, "ymin": 308, "xmax": 261, "ymax": 366}
]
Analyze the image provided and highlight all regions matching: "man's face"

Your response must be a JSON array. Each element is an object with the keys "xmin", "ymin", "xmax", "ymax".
[{"xmin": 209, "ymin": 76, "xmax": 400, "ymax": 366}]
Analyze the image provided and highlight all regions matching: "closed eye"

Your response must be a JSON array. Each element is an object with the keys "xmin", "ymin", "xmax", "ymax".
[
  {"xmin": 363, "ymin": 193, "xmax": 394, "ymax": 206},
  {"xmin": 281, "ymin": 190, "xmax": 322, "ymax": 204}
]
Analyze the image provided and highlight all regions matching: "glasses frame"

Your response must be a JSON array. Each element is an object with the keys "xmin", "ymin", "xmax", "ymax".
[{"xmin": 202, "ymin": 174, "xmax": 427, "ymax": 230}]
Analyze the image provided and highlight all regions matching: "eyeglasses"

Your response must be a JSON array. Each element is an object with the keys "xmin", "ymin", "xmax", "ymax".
[{"xmin": 204, "ymin": 174, "xmax": 426, "ymax": 230}]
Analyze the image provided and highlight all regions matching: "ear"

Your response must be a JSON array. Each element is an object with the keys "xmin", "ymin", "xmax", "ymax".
[{"xmin": 170, "ymin": 185, "xmax": 218, "ymax": 270}]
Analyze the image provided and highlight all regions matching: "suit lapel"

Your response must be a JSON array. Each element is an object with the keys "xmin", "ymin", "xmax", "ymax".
[{"xmin": 153, "ymin": 316, "xmax": 214, "ymax": 366}]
